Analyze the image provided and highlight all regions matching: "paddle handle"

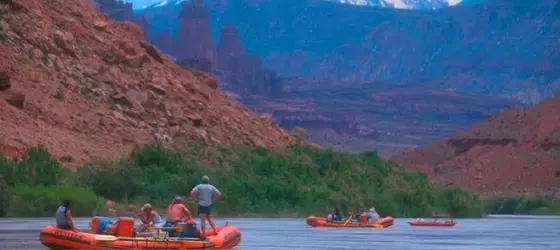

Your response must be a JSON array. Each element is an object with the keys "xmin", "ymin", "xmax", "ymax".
[{"xmin": 343, "ymin": 214, "xmax": 353, "ymax": 226}]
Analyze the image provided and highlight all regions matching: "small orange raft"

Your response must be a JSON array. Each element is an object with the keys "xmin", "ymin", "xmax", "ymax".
[
  {"xmin": 408, "ymin": 220, "xmax": 457, "ymax": 227},
  {"xmin": 40, "ymin": 217, "xmax": 241, "ymax": 249},
  {"xmin": 306, "ymin": 216, "xmax": 394, "ymax": 228}
]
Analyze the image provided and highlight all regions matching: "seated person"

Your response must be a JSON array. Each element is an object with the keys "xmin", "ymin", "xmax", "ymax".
[
  {"xmin": 353, "ymin": 209, "xmax": 366, "ymax": 223},
  {"xmin": 351, "ymin": 213, "xmax": 360, "ymax": 222},
  {"xmin": 136, "ymin": 203, "xmax": 163, "ymax": 233},
  {"xmin": 359, "ymin": 211, "xmax": 368, "ymax": 224},
  {"xmin": 56, "ymin": 200, "xmax": 78, "ymax": 232},
  {"xmin": 327, "ymin": 209, "xmax": 341, "ymax": 222},
  {"xmin": 164, "ymin": 197, "xmax": 193, "ymax": 237},
  {"xmin": 327, "ymin": 212, "xmax": 334, "ymax": 222},
  {"xmin": 333, "ymin": 208, "xmax": 342, "ymax": 221},
  {"xmin": 367, "ymin": 207, "xmax": 380, "ymax": 222}
]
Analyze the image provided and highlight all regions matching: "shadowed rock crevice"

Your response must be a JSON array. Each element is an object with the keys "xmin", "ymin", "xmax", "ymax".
[{"xmin": 446, "ymin": 138, "xmax": 519, "ymax": 156}]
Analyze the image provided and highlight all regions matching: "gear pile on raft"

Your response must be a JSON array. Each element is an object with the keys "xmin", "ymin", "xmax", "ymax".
[{"xmin": 40, "ymin": 176, "xmax": 241, "ymax": 249}]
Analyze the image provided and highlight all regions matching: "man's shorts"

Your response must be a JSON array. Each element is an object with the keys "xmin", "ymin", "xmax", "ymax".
[{"xmin": 197, "ymin": 205, "xmax": 212, "ymax": 215}]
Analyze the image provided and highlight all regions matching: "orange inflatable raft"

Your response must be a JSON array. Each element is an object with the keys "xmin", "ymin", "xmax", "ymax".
[
  {"xmin": 306, "ymin": 216, "xmax": 394, "ymax": 228},
  {"xmin": 408, "ymin": 220, "xmax": 457, "ymax": 227},
  {"xmin": 40, "ymin": 217, "xmax": 241, "ymax": 249}
]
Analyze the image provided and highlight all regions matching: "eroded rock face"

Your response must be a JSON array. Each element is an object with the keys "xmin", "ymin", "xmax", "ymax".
[
  {"xmin": 94, "ymin": 0, "xmax": 151, "ymax": 40},
  {"xmin": 5, "ymin": 92, "xmax": 25, "ymax": 109},
  {"xmin": 391, "ymin": 94, "xmax": 560, "ymax": 199},
  {"xmin": 0, "ymin": 73, "xmax": 10, "ymax": 91},
  {"xmin": 0, "ymin": 0, "xmax": 294, "ymax": 163},
  {"xmin": 216, "ymin": 24, "xmax": 244, "ymax": 72},
  {"xmin": 177, "ymin": 57, "xmax": 212, "ymax": 74},
  {"xmin": 174, "ymin": 1, "xmax": 215, "ymax": 63}
]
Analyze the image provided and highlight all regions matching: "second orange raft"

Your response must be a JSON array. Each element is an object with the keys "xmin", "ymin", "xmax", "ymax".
[{"xmin": 306, "ymin": 216, "xmax": 394, "ymax": 228}]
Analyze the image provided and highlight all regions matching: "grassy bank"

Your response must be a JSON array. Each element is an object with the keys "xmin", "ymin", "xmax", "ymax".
[
  {"xmin": 0, "ymin": 143, "xmax": 493, "ymax": 218},
  {"xmin": 485, "ymin": 196, "xmax": 560, "ymax": 216}
]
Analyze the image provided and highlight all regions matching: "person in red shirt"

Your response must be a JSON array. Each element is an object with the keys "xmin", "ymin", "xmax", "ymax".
[{"xmin": 359, "ymin": 213, "xmax": 368, "ymax": 223}]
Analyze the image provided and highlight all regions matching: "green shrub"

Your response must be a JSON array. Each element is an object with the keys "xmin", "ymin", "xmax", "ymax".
[
  {"xmin": 73, "ymin": 142, "xmax": 485, "ymax": 217},
  {"xmin": 2, "ymin": 143, "xmax": 490, "ymax": 217},
  {"xmin": 0, "ymin": 146, "xmax": 73, "ymax": 187},
  {"xmin": 0, "ymin": 176, "xmax": 12, "ymax": 217},
  {"xmin": 9, "ymin": 185, "xmax": 104, "ymax": 217},
  {"xmin": 436, "ymin": 188, "xmax": 484, "ymax": 217},
  {"xmin": 74, "ymin": 158, "xmax": 142, "ymax": 202},
  {"xmin": 485, "ymin": 196, "xmax": 560, "ymax": 215}
]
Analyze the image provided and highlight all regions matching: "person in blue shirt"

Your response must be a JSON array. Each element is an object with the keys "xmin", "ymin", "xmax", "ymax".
[
  {"xmin": 367, "ymin": 207, "xmax": 380, "ymax": 222},
  {"xmin": 190, "ymin": 175, "xmax": 222, "ymax": 237},
  {"xmin": 56, "ymin": 200, "xmax": 78, "ymax": 231}
]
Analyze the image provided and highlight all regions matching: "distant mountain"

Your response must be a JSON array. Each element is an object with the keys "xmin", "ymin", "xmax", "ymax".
[
  {"xmin": 95, "ymin": 0, "xmax": 557, "ymax": 155},
  {"xmin": 326, "ymin": 0, "xmax": 463, "ymax": 9},
  {"xmin": 144, "ymin": 0, "xmax": 187, "ymax": 9},
  {"xmin": 134, "ymin": 0, "xmax": 559, "ymax": 104},
  {"xmin": 214, "ymin": 0, "xmax": 560, "ymax": 104},
  {"xmin": 133, "ymin": 0, "xmax": 465, "ymax": 10},
  {"xmin": 457, "ymin": 0, "xmax": 483, "ymax": 6}
]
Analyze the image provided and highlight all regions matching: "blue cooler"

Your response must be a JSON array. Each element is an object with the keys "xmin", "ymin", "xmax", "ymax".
[{"xmin": 177, "ymin": 222, "xmax": 197, "ymax": 238}]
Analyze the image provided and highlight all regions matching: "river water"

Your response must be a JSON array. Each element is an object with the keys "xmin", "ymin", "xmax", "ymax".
[{"xmin": 0, "ymin": 215, "xmax": 559, "ymax": 249}]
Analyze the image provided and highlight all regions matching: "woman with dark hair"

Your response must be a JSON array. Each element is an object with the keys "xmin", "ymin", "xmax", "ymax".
[{"xmin": 56, "ymin": 200, "xmax": 78, "ymax": 231}]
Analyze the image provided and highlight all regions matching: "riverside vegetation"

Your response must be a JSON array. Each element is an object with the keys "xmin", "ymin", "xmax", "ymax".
[{"xmin": 0, "ymin": 143, "xmax": 557, "ymax": 218}]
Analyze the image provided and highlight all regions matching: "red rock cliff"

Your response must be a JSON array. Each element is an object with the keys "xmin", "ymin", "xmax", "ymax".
[
  {"xmin": 391, "ymin": 94, "xmax": 560, "ymax": 199},
  {"xmin": 216, "ymin": 24, "xmax": 245, "ymax": 72},
  {"xmin": 174, "ymin": 0, "xmax": 215, "ymax": 63},
  {"xmin": 0, "ymin": 0, "xmax": 293, "ymax": 163}
]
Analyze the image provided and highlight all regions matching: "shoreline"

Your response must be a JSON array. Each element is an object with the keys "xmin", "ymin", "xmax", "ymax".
[{"xmin": 6, "ymin": 214, "xmax": 560, "ymax": 219}]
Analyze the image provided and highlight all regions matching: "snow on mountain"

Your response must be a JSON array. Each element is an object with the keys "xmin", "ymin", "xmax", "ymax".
[
  {"xmin": 133, "ymin": 0, "xmax": 464, "ymax": 10},
  {"xmin": 328, "ymin": 0, "xmax": 464, "ymax": 9},
  {"xmin": 147, "ymin": 0, "xmax": 186, "ymax": 8}
]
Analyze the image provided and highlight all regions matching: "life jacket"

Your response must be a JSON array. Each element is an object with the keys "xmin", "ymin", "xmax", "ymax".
[
  {"xmin": 166, "ymin": 203, "xmax": 187, "ymax": 222},
  {"xmin": 359, "ymin": 213, "xmax": 368, "ymax": 223},
  {"xmin": 56, "ymin": 206, "xmax": 69, "ymax": 227}
]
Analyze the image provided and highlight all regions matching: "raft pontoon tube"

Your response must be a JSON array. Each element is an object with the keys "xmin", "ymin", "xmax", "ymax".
[
  {"xmin": 40, "ymin": 217, "xmax": 241, "ymax": 249},
  {"xmin": 407, "ymin": 220, "xmax": 457, "ymax": 227}
]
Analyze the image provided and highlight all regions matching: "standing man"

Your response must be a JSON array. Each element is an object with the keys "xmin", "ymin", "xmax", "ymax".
[{"xmin": 190, "ymin": 175, "xmax": 222, "ymax": 237}]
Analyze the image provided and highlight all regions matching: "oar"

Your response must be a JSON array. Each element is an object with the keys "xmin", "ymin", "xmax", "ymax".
[
  {"xmin": 147, "ymin": 224, "xmax": 183, "ymax": 231},
  {"xmin": 343, "ymin": 214, "xmax": 353, "ymax": 226},
  {"xmin": 94, "ymin": 235, "xmax": 205, "ymax": 242},
  {"xmin": 93, "ymin": 235, "xmax": 119, "ymax": 241}
]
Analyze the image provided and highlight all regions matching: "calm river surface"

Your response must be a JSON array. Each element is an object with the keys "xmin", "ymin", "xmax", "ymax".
[{"xmin": 0, "ymin": 215, "xmax": 559, "ymax": 249}]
